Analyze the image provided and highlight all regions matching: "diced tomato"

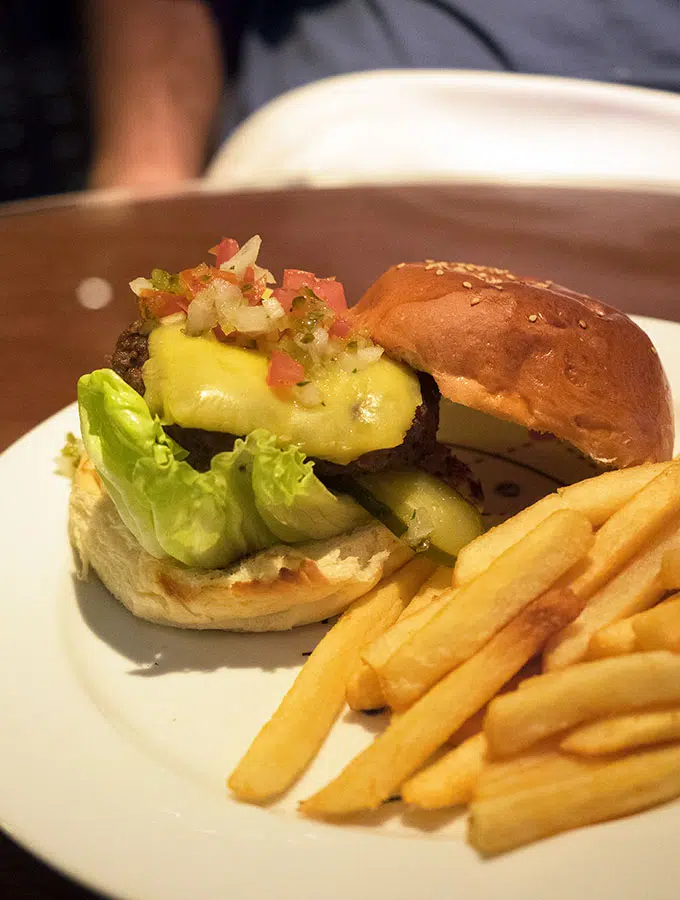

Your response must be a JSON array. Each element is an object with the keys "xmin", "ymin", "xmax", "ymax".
[
  {"xmin": 180, "ymin": 263, "xmax": 214, "ymax": 297},
  {"xmin": 241, "ymin": 265, "xmax": 267, "ymax": 306},
  {"xmin": 139, "ymin": 289, "xmax": 188, "ymax": 319},
  {"xmin": 211, "ymin": 237, "xmax": 240, "ymax": 267},
  {"xmin": 329, "ymin": 317, "xmax": 352, "ymax": 338},
  {"xmin": 282, "ymin": 269, "xmax": 347, "ymax": 314},
  {"xmin": 247, "ymin": 280, "xmax": 267, "ymax": 306},
  {"xmin": 180, "ymin": 264, "xmax": 239, "ymax": 298},
  {"xmin": 272, "ymin": 287, "xmax": 298, "ymax": 313},
  {"xmin": 314, "ymin": 279, "xmax": 347, "ymax": 314},
  {"xmin": 214, "ymin": 268, "xmax": 240, "ymax": 286},
  {"xmin": 212, "ymin": 325, "xmax": 231, "ymax": 342},
  {"xmin": 282, "ymin": 269, "xmax": 317, "ymax": 291},
  {"xmin": 266, "ymin": 350, "xmax": 305, "ymax": 386}
]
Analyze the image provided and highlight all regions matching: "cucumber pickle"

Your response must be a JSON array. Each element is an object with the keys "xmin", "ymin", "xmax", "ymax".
[{"xmin": 329, "ymin": 469, "xmax": 484, "ymax": 566}]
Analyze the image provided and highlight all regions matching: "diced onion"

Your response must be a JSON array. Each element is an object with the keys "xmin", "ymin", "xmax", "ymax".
[
  {"xmin": 186, "ymin": 290, "xmax": 218, "ymax": 335},
  {"xmin": 159, "ymin": 312, "xmax": 187, "ymax": 327},
  {"xmin": 129, "ymin": 277, "xmax": 153, "ymax": 297},
  {"xmin": 261, "ymin": 295, "xmax": 286, "ymax": 322},
  {"xmin": 253, "ymin": 264, "xmax": 276, "ymax": 285},
  {"xmin": 311, "ymin": 326, "xmax": 329, "ymax": 355},
  {"xmin": 213, "ymin": 280, "xmax": 244, "ymax": 329},
  {"xmin": 292, "ymin": 382, "xmax": 323, "ymax": 407},
  {"xmin": 336, "ymin": 351, "xmax": 357, "ymax": 373},
  {"xmin": 232, "ymin": 305, "xmax": 272, "ymax": 334},
  {"xmin": 336, "ymin": 343, "xmax": 384, "ymax": 373},
  {"xmin": 294, "ymin": 326, "xmax": 332, "ymax": 364},
  {"xmin": 356, "ymin": 345, "xmax": 384, "ymax": 368},
  {"xmin": 219, "ymin": 234, "xmax": 262, "ymax": 277}
]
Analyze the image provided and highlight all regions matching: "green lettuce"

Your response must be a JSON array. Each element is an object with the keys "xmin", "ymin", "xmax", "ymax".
[{"xmin": 77, "ymin": 369, "xmax": 369, "ymax": 568}]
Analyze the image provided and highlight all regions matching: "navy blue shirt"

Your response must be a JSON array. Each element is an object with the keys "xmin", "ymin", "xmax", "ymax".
[{"xmin": 209, "ymin": 0, "xmax": 680, "ymax": 133}]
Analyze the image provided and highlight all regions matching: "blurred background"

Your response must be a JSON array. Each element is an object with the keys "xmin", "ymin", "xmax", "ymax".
[
  {"xmin": 0, "ymin": 1, "xmax": 90, "ymax": 202},
  {"xmin": 3, "ymin": 1, "xmax": 680, "ymax": 204}
]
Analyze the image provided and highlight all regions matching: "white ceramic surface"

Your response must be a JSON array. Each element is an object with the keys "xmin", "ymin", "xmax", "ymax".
[
  {"xmin": 0, "ymin": 315, "xmax": 678, "ymax": 900},
  {"xmin": 205, "ymin": 71, "xmax": 680, "ymax": 193}
]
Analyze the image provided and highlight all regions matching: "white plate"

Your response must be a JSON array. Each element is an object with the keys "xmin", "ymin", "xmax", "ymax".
[{"xmin": 1, "ymin": 315, "xmax": 679, "ymax": 900}]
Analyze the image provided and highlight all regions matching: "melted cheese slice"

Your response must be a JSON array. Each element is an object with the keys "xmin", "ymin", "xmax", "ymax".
[{"xmin": 143, "ymin": 324, "xmax": 422, "ymax": 465}]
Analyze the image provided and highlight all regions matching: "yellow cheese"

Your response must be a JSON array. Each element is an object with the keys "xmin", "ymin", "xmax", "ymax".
[{"xmin": 143, "ymin": 324, "xmax": 422, "ymax": 465}]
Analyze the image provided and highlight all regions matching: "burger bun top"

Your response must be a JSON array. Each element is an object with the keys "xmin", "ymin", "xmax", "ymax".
[{"xmin": 353, "ymin": 261, "xmax": 674, "ymax": 468}]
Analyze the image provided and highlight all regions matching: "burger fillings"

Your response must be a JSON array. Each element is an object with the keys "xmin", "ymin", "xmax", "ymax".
[{"xmin": 74, "ymin": 236, "xmax": 483, "ymax": 603}]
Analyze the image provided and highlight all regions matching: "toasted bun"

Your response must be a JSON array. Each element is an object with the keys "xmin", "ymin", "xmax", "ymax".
[
  {"xmin": 354, "ymin": 262, "xmax": 673, "ymax": 468},
  {"xmin": 69, "ymin": 458, "xmax": 413, "ymax": 631}
]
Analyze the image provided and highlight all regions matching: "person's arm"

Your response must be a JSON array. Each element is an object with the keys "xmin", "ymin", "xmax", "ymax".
[{"xmin": 87, "ymin": 0, "xmax": 224, "ymax": 189}]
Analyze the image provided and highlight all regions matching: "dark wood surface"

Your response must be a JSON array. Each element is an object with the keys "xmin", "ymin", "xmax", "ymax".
[{"xmin": 0, "ymin": 182, "xmax": 679, "ymax": 898}]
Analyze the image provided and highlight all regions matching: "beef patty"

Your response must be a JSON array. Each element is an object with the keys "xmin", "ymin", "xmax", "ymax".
[
  {"xmin": 111, "ymin": 321, "xmax": 149, "ymax": 396},
  {"xmin": 110, "ymin": 321, "xmax": 481, "ymax": 502}
]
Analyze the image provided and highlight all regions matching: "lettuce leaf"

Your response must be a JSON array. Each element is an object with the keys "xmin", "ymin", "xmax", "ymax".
[{"xmin": 77, "ymin": 369, "xmax": 369, "ymax": 568}]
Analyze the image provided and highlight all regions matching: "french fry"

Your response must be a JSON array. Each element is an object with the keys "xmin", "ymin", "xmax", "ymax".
[
  {"xmin": 375, "ymin": 510, "xmax": 593, "ymax": 710},
  {"xmin": 475, "ymin": 748, "xmax": 603, "ymax": 800},
  {"xmin": 228, "ymin": 557, "xmax": 434, "ymax": 803},
  {"xmin": 586, "ymin": 593, "xmax": 680, "ymax": 659},
  {"xmin": 661, "ymin": 547, "xmax": 680, "ymax": 589},
  {"xmin": 346, "ymin": 590, "xmax": 454, "ymax": 710},
  {"xmin": 469, "ymin": 743, "xmax": 680, "ymax": 856},
  {"xmin": 542, "ymin": 517, "xmax": 680, "ymax": 670},
  {"xmin": 558, "ymin": 462, "xmax": 671, "ymax": 526},
  {"xmin": 562, "ymin": 460, "xmax": 680, "ymax": 601},
  {"xmin": 633, "ymin": 593, "xmax": 680, "ymax": 653},
  {"xmin": 586, "ymin": 617, "xmax": 639, "ymax": 659},
  {"xmin": 345, "ymin": 663, "xmax": 387, "ymax": 712},
  {"xmin": 454, "ymin": 494, "xmax": 564, "ymax": 587},
  {"xmin": 401, "ymin": 732, "xmax": 487, "ymax": 809},
  {"xmin": 401, "ymin": 566, "xmax": 453, "ymax": 617},
  {"xmin": 454, "ymin": 462, "xmax": 670, "ymax": 587},
  {"xmin": 561, "ymin": 708, "xmax": 680, "ymax": 756},
  {"xmin": 450, "ymin": 707, "xmax": 488, "ymax": 742},
  {"xmin": 436, "ymin": 668, "xmax": 535, "ymax": 749},
  {"xmin": 363, "ymin": 590, "xmax": 453, "ymax": 669},
  {"xmin": 299, "ymin": 587, "xmax": 583, "ymax": 817},
  {"xmin": 485, "ymin": 651, "xmax": 680, "ymax": 758},
  {"xmin": 346, "ymin": 570, "xmax": 454, "ymax": 711}
]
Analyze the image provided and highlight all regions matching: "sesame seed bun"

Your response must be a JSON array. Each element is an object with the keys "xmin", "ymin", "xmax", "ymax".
[{"xmin": 353, "ymin": 262, "xmax": 673, "ymax": 468}]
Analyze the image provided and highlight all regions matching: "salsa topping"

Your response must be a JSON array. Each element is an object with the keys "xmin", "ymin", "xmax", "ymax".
[{"xmin": 129, "ymin": 235, "xmax": 383, "ymax": 405}]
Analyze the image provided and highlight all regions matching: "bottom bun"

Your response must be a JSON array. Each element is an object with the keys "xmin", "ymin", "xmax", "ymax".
[{"xmin": 68, "ymin": 457, "xmax": 413, "ymax": 631}]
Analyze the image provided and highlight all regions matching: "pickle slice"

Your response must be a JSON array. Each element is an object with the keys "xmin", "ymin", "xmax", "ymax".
[{"xmin": 329, "ymin": 469, "xmax": 484, "ymax": 565}]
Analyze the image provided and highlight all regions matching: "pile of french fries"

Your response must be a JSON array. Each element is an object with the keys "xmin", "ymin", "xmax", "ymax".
[{"xmin": 228, "ymin": 458, "xmax": 680, "ymax": 855}]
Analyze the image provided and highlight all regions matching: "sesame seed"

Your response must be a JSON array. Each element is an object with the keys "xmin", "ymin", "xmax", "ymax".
[
  {"xmin": 470, "ymin": 297, "xmax": 482, "ymax": 306},
  {"xmin": 528, "ymin": 314, "xmax": 538, "ymax": 322},
  {"xmin": 463, "ymin": 281, "xmax": 472, "ymax": 289},
  {"xmin": 435, "ymin": 268, "xmax": 444, "ymax": 276},
  {"xmin": 396, "ymin": 262, "xmax": 405, "ymax": 269},
  {"xmin": 578, "ymin": 319, "xmax": 587, "ymax": 329}
]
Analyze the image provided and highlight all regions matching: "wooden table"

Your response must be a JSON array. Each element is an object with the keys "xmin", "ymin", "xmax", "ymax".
[{"xmin": 0, "ymin": 182, "xmax": 679, "ymax": 898}]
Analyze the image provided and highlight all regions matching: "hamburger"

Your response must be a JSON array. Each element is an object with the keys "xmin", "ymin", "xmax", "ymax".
[{"xmin": 68, "ymin": 236, "xmax": 673, "ymax": 631}]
